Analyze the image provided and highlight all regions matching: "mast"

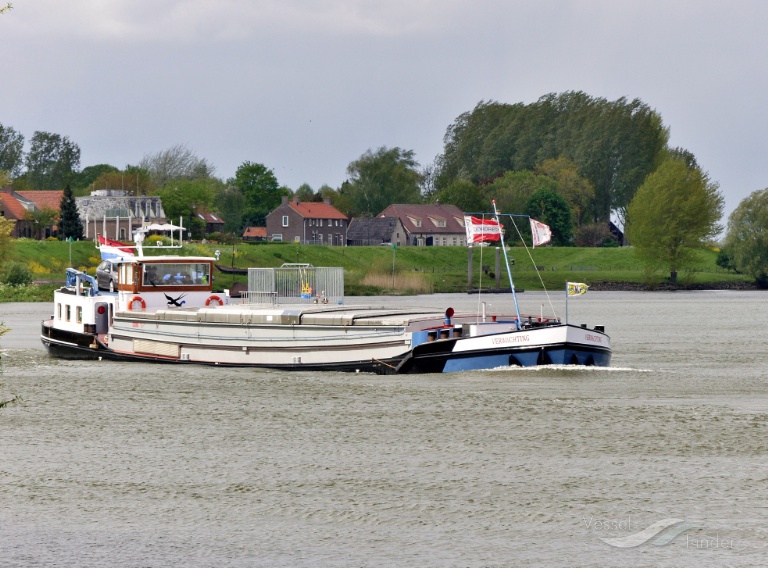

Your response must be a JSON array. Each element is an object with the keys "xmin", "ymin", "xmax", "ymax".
[{"xmin": 492, "ymin": 200, "xmax": 521, "ymax": 328}]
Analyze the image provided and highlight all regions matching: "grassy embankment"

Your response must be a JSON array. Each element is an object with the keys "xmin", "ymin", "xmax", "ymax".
[{"xmin": 1, "ymin": 239, "xmax": 752, "ymax": 302}]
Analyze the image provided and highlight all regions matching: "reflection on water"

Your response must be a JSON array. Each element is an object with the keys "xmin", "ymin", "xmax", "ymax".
[{"xmin": 1, "ymin": 292, "xmax": 767, "ymax": 566}]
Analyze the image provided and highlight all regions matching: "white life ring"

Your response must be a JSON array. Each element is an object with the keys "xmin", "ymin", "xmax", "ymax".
[
  {"xmin": 206, "ymin": 295, "xmax": 224, "ymax": 307},
  {"xmin": 128, "ymin": 296, "xmax": 146, "ymax": 310}
]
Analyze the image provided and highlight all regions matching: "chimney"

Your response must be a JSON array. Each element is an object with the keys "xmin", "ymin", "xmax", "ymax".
[{"xmin": 281, "ymin": 196, "xmax": 289, "ymax": 205}]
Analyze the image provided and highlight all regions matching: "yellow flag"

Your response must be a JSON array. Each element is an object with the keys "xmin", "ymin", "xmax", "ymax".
[{"xmin": 567, "ymin": 282, "xmax": 588, "ymax": 296}]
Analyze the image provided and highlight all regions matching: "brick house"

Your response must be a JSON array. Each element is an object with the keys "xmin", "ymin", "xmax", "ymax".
[
  {"xmin": 265, "ymin": 197, "xmax": 348, "ymax": 245},
  {"xmin": 0, "ymin": 187, "xmax": 63, "ymax": 238},
  {"xmin": 377, "ymin": 203, "xmax": 468, "ymax": 246}
]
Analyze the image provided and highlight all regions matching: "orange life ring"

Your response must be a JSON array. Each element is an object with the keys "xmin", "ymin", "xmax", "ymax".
[
  {"xmin": 206, "ymin": 295, "xmax": 224, "ymax": 307},
  {"xmin": 128, "ymin": 296, "xmax": 146, "ymax": 310}
]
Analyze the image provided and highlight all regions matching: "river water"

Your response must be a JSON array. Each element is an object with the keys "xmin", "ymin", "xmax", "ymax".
[{"xmin": 1, "ymin": 292, "xmax": 766, "ymax": 567}]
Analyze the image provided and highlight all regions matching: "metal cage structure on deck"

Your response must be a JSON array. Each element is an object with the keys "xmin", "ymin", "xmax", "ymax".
[{"xmin": 244, "ymin": 264, "xmax": 344, "ymax": 305}]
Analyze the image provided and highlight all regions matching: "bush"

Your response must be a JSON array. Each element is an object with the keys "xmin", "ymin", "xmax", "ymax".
[
  {"xmin": 1, "ymin": 262, "xmax": 33, "ymax": 286},
  {"xmin": 0, "ymin": 283, "xmax": 55, "ymax": 302},
  {"xmin": 144, "ymin": 235, "xmax": 172, "ymax": 246},
  {"xmin": 574, "ymin": 223, "xmax": 611, "ymax": 247},
  {"xmin": 206, "ymin": 232, "xmax": 224, "ymax": 243},
  {"xmin": 716, "ymin": 248, "xmax": 738, "ymax": 272}
]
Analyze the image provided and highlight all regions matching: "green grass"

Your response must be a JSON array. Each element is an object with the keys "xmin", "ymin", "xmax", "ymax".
[{"xmin": 0, "ymin": 239, "xmax": 752, "ymax": 302}]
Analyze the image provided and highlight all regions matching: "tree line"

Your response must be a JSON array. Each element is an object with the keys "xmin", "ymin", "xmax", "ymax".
[{"xmin": 6, "ymin": 90, "xmax": 763, "ymax": 286}]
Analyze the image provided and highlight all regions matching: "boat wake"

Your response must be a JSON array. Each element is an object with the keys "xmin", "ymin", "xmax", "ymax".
[{"xmin": 483, "ymin": 364, "xmax": 653, "ymax": 374}]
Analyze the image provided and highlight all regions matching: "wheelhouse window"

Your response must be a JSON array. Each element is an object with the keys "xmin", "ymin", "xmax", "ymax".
[
  {"xmin": 120, "ymin": 263, "xmax": 134, "ymax": 286},
  {"xmin": 144, "ymin": 263, "xmax": 211, "ymax": 286}
]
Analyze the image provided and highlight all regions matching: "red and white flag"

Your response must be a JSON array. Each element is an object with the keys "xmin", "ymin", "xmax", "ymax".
[
  {"xmin": 97, "ymin": 235, "xmax": 134, "ymax": 260},
  {"xmin": 464, "ymin": 216, "xmax": 502, "ymax": 244},
  {"xmin": 529, "ymin": 218, "xmax": 552, "ymax": 247}
]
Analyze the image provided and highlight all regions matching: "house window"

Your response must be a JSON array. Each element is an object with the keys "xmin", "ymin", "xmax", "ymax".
[
  {"xmin": 294, "ymin": 236, "xmax": 301, "ymax": 242},
  {"xmin": 430, "ymin": 217, "xmax": 446, "ymax": 228},
  {"xmin": 319, "ymin": 219, "xmax": 323, "ymax": 227},
  {"xmin": 282, "ymin": 216, "xmax": 289, "ymax": 227},
  {"xmin": 328, "ymin": 233, "xmax": 332, "ymax": 245},
  {"xmin": 272, "ymin": 234, "xmax": 283, "ymax": 241}
]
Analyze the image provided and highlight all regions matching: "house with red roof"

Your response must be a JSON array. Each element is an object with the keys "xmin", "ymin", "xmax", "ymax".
[
  {"xmin": 377, "ymin": 203, "xmax": 468, "ymax": 246},
  {"xmin": 266, "ymin": 197, "xmax": 348, "ymax": 245},
  {"xmin": 242, "ymin": 226, "xmax": 267, "ymax": 242},
  {"xmin": 192, "ymin": 208, "xmax": 225, "ymax": 236},
  {"xmin": 0, "ymin": 187, "xmax": 63, "ymax": 238}
]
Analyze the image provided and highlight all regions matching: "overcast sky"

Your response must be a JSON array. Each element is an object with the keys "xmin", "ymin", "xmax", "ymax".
[{"xmin": 5, "ymin": 1, "xmax": 768, "ymax": 221}]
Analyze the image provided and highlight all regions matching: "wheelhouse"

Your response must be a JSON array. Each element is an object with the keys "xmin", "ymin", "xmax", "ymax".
[{"xmin": 117, "ymin": 258, "xmax": 215, "ymax": 294}]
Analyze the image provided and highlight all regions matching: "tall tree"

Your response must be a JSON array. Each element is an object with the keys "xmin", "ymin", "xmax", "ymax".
[
  {"xmin": 524, "ymin": 189, "xmax": 573, "ymax": 246},
  {"xmin": 90, "ymin": 168, "xmax": 154, "ymax": 196},
  {"xmin": 214, "ymin": 185, "xmax": 245, "ymax": 234},
  {"xmin": 139, "ymin": 144, "xmax": 215, "ymax": 188},
  {"xmin": 73, "ymin": 164, "xmax": 120, "ymax": 193},
  {"xmin": 25, "ymin": 131, "xmax": 81, "ymax": 189},
  {"xmin": 535, "ymin": 157, "xmax": 594, "ymax": 226},
  {"xmin": 294, "ymin": 183, "xmax": 315, "ymax": 202},
  {"xmin": 627, "ymin": 158, "xmax": 723, "ymax": 282},
  {"xmin": 0, "ymin": 123, "xmax": 24, "ymax": 177},
  {"xmin": 231, "ymin": 161, "xmax": 286, "ymax": 227},
  {"xmin": 436, "ymin": 93, "xmax": 669, "ymax": 222},
  {"xmin": 317, "ymin": 184, "xmax": 351, "ymax": 216},
  {"xmin": 722, "ymin": 188, "xmax": 768, "ymax": 287},
  {"xmin": 484, "ymin": 170, "xmax": 558, "ymax": 218},
  {"xmin": 345, "ymin": 147, "xmax": 422, "ymax": 217},
  {"xmin": 157, "ymin": 178, "xmax": 219, "ymax": 225},
  {"xmin": 434, "ymin": 179, "xmax": 487, "ymax": 213},
  {"xmin": 58, "ymin": 184, "xmax": 84, "ymax": 240}
]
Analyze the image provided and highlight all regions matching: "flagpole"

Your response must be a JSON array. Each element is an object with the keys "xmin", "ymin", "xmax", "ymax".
[
  {"xmin": 565, "ymin": 281, "xmax": 569, "ymax": 325},
  {"xmin": 492, "ymin": 200, "xmax": 521, "ymax": 328}
]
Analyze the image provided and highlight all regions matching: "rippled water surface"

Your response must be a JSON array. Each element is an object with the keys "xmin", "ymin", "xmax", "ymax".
[{"xmin": 1, "ymin": 292, "xmax": 767, "ymax": 567}]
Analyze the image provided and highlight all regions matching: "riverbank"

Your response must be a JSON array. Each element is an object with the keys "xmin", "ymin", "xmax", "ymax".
[
  {"xmin": 2, "ymin": 240, "xmax": 752, "ymax": 301},
  {"xmin": 589, "ymin": 280, "xmax": 758, "ymax": 291}
]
